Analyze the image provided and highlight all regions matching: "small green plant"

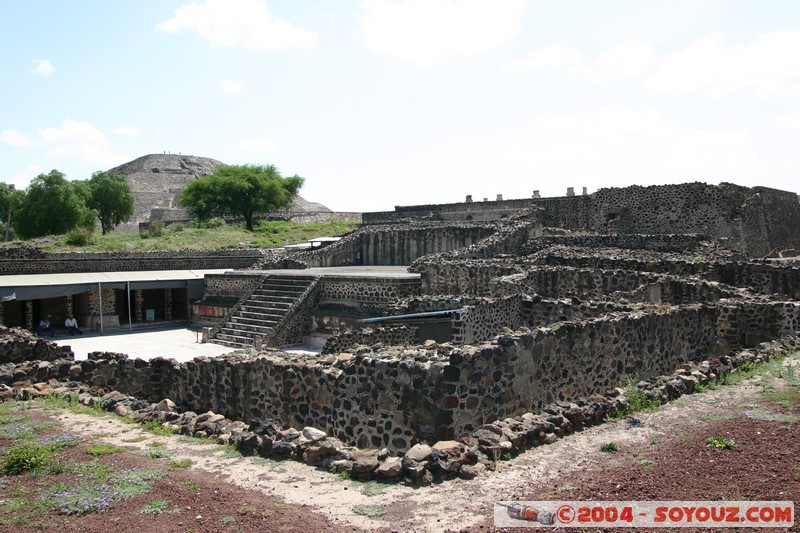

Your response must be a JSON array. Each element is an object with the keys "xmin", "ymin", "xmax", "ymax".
[
  {"xmin": 705, "ymin": 435, "xmax": 738, "ymax": 451},
  {"xmin": 135, "ymin": 446, "xmax": 174, "ymax": 459},
  {"xmin": 142, "ymin": 420, "xmax": 178, "ymax": 436},
  {"xmin": 169, "ymin": 458, "xmax": 193, "ymax": 468},
  {"xmin": 337, "ymin": 470, "xmax": 352, "ymax": 481},
  {"xmin": 557, "ymin": 485, "xmax": 577, "ymax": 492},
  {"xmin": 622, "ymin": 375, "xmax": 661, "ymax": 412},
  {"xmin": 179, "ymin": 480, "xmax": 199, "ymax": 491},
  {"xmin": 65, "ymin": 228, "xmax": 93, "ymax": 246},
  {"xmin": 650, "ymin": 437, "xmax": 658, "ymax": 446},
  {"xmin": 360, "ymin": 483, "xmax": 384, "ymax": 497},
  {"xmin": 142, "ymin": 221, "xmax": 164, "ymax": 238},
  {"xmin": 221, "ymin": 516, "xmax": 236, "ymax": 525},
  {"xmin": 680, "ymin": 434, "xmax": 695, "ymax": 441},
  {"xmin": 84, "ymin": 444, "xmax": 125, "ymax": 456},
  {"xmin": 643, "ymin": 465, "xmax": 654, "ymax": 472},
  {"xmin": 139, "ymin": 498, "xmax": 176, "ymax": 514},
  {"xmin": 353, "ymin": 504, "xmax": 385, "ymax": 517},
  {"xmin": 600, "ymin": 442, "xmax": 619, "ymax": 453},
  {"xmin": 121, "ymin": 436, "xmax": 148, "ymax": 443},
  {"xmin": 1, "ymin": 445, "xmax": 53, "ymax": 475}
]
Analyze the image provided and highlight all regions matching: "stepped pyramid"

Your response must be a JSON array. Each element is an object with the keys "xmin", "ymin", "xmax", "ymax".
[{"xmin": 107, "ymin": 153, "xmax": 330, "ymax": 232}]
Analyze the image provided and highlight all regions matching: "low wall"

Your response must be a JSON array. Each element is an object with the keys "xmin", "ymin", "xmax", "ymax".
[
  {"xmin": 0, "ymin": 327, "xmax": 73, "ymax": 364},
  {"xmin": 0, "ymin": 249, "xmax": 261, "ymax": 275},
  {"xmin": 78, "ymin": 305, "xmax": 720, "ymax": 452}
]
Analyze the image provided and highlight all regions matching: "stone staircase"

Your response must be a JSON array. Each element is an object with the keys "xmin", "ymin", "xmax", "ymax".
[{"xmin": 215, "ymin": 275, "xmax": 315, "ymax": 349}]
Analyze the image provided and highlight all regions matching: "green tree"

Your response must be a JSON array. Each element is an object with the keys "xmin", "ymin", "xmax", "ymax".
[
  {"xmin": 0, "ymin": 183, "xmax": 26, "ymax": 241},
  {"xmin": 178, "ymin": 164, "xmax": 304, "ymax": 231},
  {"xmin": 12, "ymin": 170, "xmax": 88, "ymax": 239},
  {"xmin": 86, "ymin": 171, "xmax": 135, "ymax": 234}
]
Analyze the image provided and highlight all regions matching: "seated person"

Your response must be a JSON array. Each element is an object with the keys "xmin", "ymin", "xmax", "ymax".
[
  {"xmin": 64, "ymin": 315, "xmax": 83, "ymax": 336},
  {"xmin": 38, "ymin": 317, "xmax": 56, "ymax": 337}
]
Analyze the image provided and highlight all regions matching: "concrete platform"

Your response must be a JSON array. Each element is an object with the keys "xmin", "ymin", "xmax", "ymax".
[{"xmin": 54, "ymin": 327, "xmax": 238, "ymax": 362}]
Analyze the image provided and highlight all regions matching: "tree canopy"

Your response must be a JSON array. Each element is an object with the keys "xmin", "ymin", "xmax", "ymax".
[
  {"xmin": 12, "ymin": 170, "xmax": 92, "ymax": 239},
  {"xmin": 86, "ymin": 171, "xmax": 134, "ymax": 234},
  {"xmin": 178, "ymin": 164, "xmax": 304, "ymax": 231}
]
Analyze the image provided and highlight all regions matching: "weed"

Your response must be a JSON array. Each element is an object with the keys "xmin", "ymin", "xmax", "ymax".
[
  {"xmin": 622, "ymin": 375, "xmax": 661, "ymax": 413},
  {"xmin": 650, "ymin": 437, "xmax": 658, "ymax": 446},
  {"xmin": 337, "ymin": 471, "xmax": 352, "ymax": 481},
  {"xmin": 353, "ymin": 504, "xmax": 385, "ymax": 517},
  {"xmin": 84, "ymin": 444, "xmax": 124, "ymax": 457},
  {"xmin": 600, "ymin": 442, "xmax": 619, "ymax": 453},
  {"xmin": 680, "ymin": 435, "xmax": 695, "ymax": 442},
  {"xmin": 141, "ymin": 420, "xmax": 178, "ymax": 436},
  {"xmin": 179, "ymin": 480, "xmax": 199, "ymax": 491},
  {"xmin": 643, "ymin": 465, "xmax": 654, "ymax": 472},
  {"xmin": 121, "ymin": 436, "xmax": 147, "ymax": 443},
  {"xmin": 72, "ymin": 460, "xmax": 115, "ymax": 481},
  {"xmin": 169, "ymin": 458, "xmax": 193, "ymax": 468},
  {"xmin": 557, "ymin": 485, "xmax": 576, "ymax": 492},
  {"xmin": 698, "ymin": 414, "xmax": 737, "ymax": 423},
  {"xmin": 705, "ymin": 435, "xmax": 738, "ymax": 451},
  {"xmin": 360, "ymin": 483, "xmax": 384, "ymax": 497},
  {"xmin": 1, "ymin": 445, "xmax": 53, "ymax": 475},
  {"xmin": 221, "ymin": 516, "xmax": 236, "ymax": 524},
  {"xmin": 138, "ymin": 498, "xmax": 176, "ymax": 515},
  {"xmin": 219, "ymin": 444, "xmax": 243, "ymax": 459},
  {"xmin": 135, "ymin": 446, "xmax": 174, "ymax": 459}
]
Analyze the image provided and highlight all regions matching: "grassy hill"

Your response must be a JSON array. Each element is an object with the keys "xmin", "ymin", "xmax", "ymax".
[{"xmin": 3, "ymin": 219, "xmax": 360, "ymax": 253}]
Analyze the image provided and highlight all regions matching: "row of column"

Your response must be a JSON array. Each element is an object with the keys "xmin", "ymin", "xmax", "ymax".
[{"xmin": 1, "ymin": 288, "xmax": 173, "ymax": 329}]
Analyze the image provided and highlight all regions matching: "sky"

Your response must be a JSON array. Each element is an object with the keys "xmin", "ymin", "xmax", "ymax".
[{"xmin": 2, "ymin": 0, "xmax": 800, "ymax": 213}]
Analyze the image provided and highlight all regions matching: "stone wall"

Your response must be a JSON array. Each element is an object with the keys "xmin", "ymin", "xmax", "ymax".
[
  {"xmin": 316, "ymin": 276, "xmax": 422, "ymax": 317},
  {"xmin": 362, "ymin": 182, "xmax": 800, "ymax": 257},
  {"xmin": 0, "ymin": 249, "xmax": 262, "ymax": 275},
  {"xmin": 76, "ymin": 305, "xmax": 722, "ymax": 452},
  {"xmin": 717, "ymin": 301, "xmax": 800, "ymax": 348},
  {"xmin": 0, "ymin": 327, "xmax": 73, "ymax": 364},
  {"xmin": 321, "ymin": 326, "xmax": 418, "ymax": 355}
]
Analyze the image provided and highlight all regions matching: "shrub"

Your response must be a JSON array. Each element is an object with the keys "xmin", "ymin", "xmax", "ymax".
[
  {"xmin": 141, "ymin": 221, "xmax": 164, "ymax": 239},
  {"xmin": 1, "ymin": 444, "xmax": 53, "ymax": 475},
  {"xmin": 600, "ymin": 442, "xmax": 619, "ymax": 453},
  {"xmin": 65, "ymin": 228, "xmax": 93, "ymax": 246}
]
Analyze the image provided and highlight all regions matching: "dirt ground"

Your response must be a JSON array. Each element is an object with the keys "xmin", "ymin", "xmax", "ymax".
[{"xmin": 1, "ymin": 357, "xmax": 798, "ymax": 533}]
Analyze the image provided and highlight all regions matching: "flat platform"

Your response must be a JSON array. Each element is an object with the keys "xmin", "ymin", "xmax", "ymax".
[
  {"xmin": 54, "ymin": 327, "xmax": 237, "ymax": 362},
  {"xmin": 252, "ymin": 265, "xmax": 420, "ymax": 279}
]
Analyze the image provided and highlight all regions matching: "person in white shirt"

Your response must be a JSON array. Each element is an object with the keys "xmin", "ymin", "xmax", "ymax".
[{"xmin": 64, "ymin": 315, "xmax": 83, "ymax": 336}]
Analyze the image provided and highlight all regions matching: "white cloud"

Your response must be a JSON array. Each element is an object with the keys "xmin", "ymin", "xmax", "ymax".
[
  {"xmin": 505, "ymin": 42, "xmax": 584, "ymax": 73},
  {"xmin": 112, "ymin": 125, "xmax": 141, "ymax": 136},
  {"xmin": 645, "ymin": 31, "xmax": 800, "ymax": 98},
  {"xmin": 505, "ymin": 40, "xmax": 655, "ymax": 83},
  {"xmin": 1, "ymin": 130, "xmax": 35, "ymax": 147},
  {"xmin": 235, "ymin": 136, "xmax": 278, "ymax": 153},
  {"xmin": 359, "ymin": 0, "xmax": 527, "ymax": 68},
  {"xmin": 30, "ymin": 59, "xmax": 55, "ymax": 76},
  {"xmin": 497, "ymin": 106, "xmax": 763, "ymax": 191},
  {"xmin": 156, "ymin": 0, "xmax": 317, "ymax": 50},
  {"xmin": 9, "ymin": 165, "xmax": 45, "ymax": 189},
  {"xmin": 775, "ymin": 110, "xmax": 800, "ymax": 130},
  {"xmin": 38, "ymin": 119, "xmax": 124, "ymax": 166},
  {"xmin": 220, "ymin": 79, "xmax": 246, "ymax": 94}
]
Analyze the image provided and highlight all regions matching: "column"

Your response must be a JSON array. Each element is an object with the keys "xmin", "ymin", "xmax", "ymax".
[
  {"xmin": 135, "ymin": 290, "xmax": 143, "ymax": 323},
  {"xmin": 25, "ymin": 301, "xmax": 33, "ymax": 329},
  {"xmin": 164, "ymin": 288, "xmax": 172, "ymax": 320}
]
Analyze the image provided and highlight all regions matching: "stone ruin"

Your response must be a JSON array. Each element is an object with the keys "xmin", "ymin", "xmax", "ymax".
[{"xmin": 2, "ymin": 180, "xmax": 800, "ymax": 484}]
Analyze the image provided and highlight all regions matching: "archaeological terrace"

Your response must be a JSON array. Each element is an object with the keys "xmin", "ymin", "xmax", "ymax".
[{"xmin": 1, "ymin": 180, "xmax": 799, "ymax": 482}]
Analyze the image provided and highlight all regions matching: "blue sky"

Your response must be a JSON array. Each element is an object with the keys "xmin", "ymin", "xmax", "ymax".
[{"xmin": 2, "ymin": 0, "xmax": 800, "ymax": 212}]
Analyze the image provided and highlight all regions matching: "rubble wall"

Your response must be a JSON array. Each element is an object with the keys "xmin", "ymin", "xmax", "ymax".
[{"xmin": 80, "ymin": 305, "xmax": 721, "ymax": 452}]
